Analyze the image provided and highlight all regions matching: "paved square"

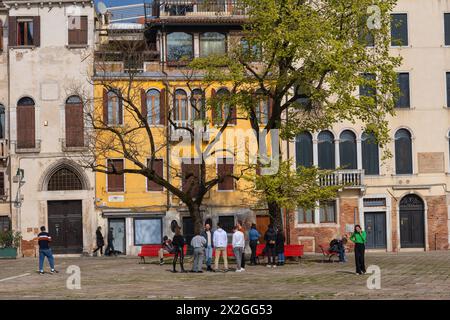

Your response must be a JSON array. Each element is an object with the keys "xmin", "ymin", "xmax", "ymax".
[{"xmin": 0, "ymin": 251, "xmax": 449, "ymax": 299}]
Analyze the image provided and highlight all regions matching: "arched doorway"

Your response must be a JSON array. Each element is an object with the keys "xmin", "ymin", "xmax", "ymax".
[
  {"xmin": 400, "ymin": 194, "xmax": 425, "ymax": 248},
  {"xmin": 46, "ymin": 166, "xmax": 84, "ymax": 254}
]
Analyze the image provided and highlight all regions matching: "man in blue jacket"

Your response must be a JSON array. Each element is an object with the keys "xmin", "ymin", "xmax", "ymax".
[
  {"xmin": 248, "ymin": 223, "xmax": 261, "ymax": 265},
  {"xmin": 200, "ymin": 223, "xmax": 214, "ymax": 272}
]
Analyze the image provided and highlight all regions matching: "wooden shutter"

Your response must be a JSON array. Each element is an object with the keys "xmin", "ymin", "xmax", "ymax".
[
  {"xmin": 210, "ymin": 89, "xmax": 217, "ymax": 125},
  {"xmin": 117, "ymin": 89, "xmax": 123, "ymax": 125},
  {"xmin": 0, "ymin": 20, "xmax": 3, "ymax": 51},
  {"xmin": 218, "ymin": 160, "xmax": 234, "ymax": 190},
  {"xmin": 268, "ymin": 95, "xmax": 274, "ymax": 119},
  {"xmin": 68, "ymin": 16, "xmax": 77, "ymax": 45},
  {"xmin": 65, "ymin": 102, "xmax": 84, "ymax": 147},
  {"xmin": 103, "ymin": 89, "xmax": 108, "ymax": 124},
  {"xmin": 182, "ymin": 161, "xmax": 200, "ymax": 195},
  {"xmin": 8, "ymin": 17, "xmax": 17, "ymax": 47},
  {"xmin": 147, "ymin": 159, "xmax": 164, "ymax": 191},
  {"xmin": 141, "ymin": 89, "xmax": 147, "ymax": 120},
  {"xmin": 80, "ymin": 16, "xmax": 88, "ymax": 45},
  {"xmin": 0, "ymin": 172, "xmax": 4, "ymax": 196},
  {"xmin": 160, "ymin": 88, "xmax": 166, "ymax": 125},
  {"xmin": 33, "ymin": 16, "xmax": 40, "ymax": 47},
  {"xmin": 107, "ymin": 159, "xmax": 124, "ymax": 192},
  {"xmin": 229, "ymin": 105, "xmax": 237, "ymax": 125},
  {"xmin": 17, "ymin": 105, "xmax": 35, "ymax": 149}
]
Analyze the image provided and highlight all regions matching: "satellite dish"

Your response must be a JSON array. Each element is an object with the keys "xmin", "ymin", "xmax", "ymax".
[{"xmin": 97, "ymin": 1, "xmax": 108, "ymax": 15}]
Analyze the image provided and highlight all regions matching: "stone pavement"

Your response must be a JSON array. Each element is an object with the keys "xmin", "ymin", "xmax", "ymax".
[{"xmin": 0, "ymin": 251, "xmax": 449, "ymax": 299}]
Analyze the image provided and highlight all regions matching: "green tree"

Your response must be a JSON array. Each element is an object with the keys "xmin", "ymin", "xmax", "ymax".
[{"xmin": 191, "ymin": 0, "xmax": 401, "ymax": 229}]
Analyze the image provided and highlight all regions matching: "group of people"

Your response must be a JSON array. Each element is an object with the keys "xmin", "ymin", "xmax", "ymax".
[
  {"xmin": 93, "ymin": 226, "xmax": 117, "ymax": 257},
  {"xmin": 159, "ymin": 221, "xmax": 287, "ymax": 273}
]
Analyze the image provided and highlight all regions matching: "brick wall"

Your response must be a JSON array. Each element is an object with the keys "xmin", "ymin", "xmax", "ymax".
[{"xmin": 426, "ymin": 195, "xmax": 449, "ymax": 250}]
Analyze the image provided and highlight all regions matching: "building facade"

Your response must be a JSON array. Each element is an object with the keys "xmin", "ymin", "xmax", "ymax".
[{"xmin": 3, "ymin": 0, "xmax": 96, "ymax": 256}]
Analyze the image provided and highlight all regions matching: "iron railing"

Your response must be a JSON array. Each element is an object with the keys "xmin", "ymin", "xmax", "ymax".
[{"xmin": 147, "ymin": 0, "xmax": 247, "ymax": 18}]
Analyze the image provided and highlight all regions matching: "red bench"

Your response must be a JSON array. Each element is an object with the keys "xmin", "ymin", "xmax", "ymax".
[
  {"xmin": 138, "ymin": 245, "xmax": 187, "ymax": 264},
  {"xmin": 319, "ymin": 244, "xmax": 340, "ymax": 263},
  {"xmin": 255, "ymin": 244, "xmax": 304, "ymax": 263}
]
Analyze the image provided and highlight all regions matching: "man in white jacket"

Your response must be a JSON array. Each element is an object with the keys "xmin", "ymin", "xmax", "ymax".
[
  {"xmin": 213, "ymin": 222, "xmax": 228, "ymax": 272},
  {"xmin": 232, "ymin": 226, "xmax": 245, "ymax": 272}
]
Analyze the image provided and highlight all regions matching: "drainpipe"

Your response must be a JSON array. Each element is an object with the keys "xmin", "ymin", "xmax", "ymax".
[{"xmin": 7, "ymin": 18, "xmax": 12, "ymax": 231}]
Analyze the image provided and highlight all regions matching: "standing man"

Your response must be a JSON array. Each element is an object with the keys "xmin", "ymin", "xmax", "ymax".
[
  {"xmin": 232, "ymin": 226, "xmax": 245, "ymax": 272},
  {"xmin": 200, "ymin": 223, "xmax": 214, "ymax": 272},
  {"xmin": 37, "ymin": 226, "xmax": 58, "ymax": 275},
  {"xmin": 191, "ymin": 231, "xmax": 206, "ymax": 273},
  {"xmin": 213, "ymin": 222, "xmax": 228, "ymax": 272},
  {"xmin": 105, "ymin": 227, "xmax": 115, "ymax": 256},
  {"xmin": 236, "ymin": 220, "xmax": 246, "ymax": 269},
  {"xmin": 248, "ymin": 224, "xmax": 260, "ymax": 265}
]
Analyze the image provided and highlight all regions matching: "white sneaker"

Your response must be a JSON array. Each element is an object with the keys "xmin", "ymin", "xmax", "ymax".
[
  {"xmin": 273, "ymin": 265, "xmax": 277, "ymax": 268},
  {"xmin": 240, "ymin": 268, "xmax": 245, "ymax": 271},
  {"xmin": 235, "ymin": 269, "xmax": 242, "ymax": 272},
  {"xmin": 266, "ymin": 265, "xmax": 271, "ymax": 268}
]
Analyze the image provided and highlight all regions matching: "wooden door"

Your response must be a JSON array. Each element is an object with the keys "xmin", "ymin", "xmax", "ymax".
[
  {"xmin": 364, "ymin": 212, "xmax": 387, "ymax": 249},
  {"xmin": 256, "ymin": 215, "xmax": 270, "ymax": 243},
  {"xmin": 400, "ymin": 195, "xmax": 425, "ymax": 248}
]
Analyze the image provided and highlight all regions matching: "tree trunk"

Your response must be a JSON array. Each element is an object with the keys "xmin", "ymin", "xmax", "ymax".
[
  {"xmin": 268, "ymin": 200, "xmax": 282, "ymax": 231},
  {"xmin": 189, "ymin": 203, "xmax": 204, "ymax": 235}
]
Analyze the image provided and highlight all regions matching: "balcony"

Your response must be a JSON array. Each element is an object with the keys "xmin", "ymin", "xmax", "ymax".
[
  {"xmin": 170, "ymin": 120, "xmax": 210, "ymax": 142},
  {"xmin": 319, "ymin": 169, "xmax": 365, "ymax": 190},
  {"xmin": 146, "ymin": 0, "xmax": 248, "ymax": 23}
]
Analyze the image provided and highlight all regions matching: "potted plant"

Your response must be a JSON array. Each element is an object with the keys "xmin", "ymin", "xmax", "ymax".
[{"xmin": 0, "ymin": 230, "xmax": 22, "ymax": 259}]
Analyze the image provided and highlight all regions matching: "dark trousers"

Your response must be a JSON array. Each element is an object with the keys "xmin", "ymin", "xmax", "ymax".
[
  {"xmin": 250, "ymin": 240, "xmax": 258, "ymax": 264},
  {"xmin": 105, "ymin": 241, "xmax": 115, "ymax": 256},
  {"xmin": 266, "ymin": 245, "xmax": 276, "ymax": 265},
  {"xmin": 241, "ymin": 252, "xmax": 245, "ymax": 268},
  {"xmin": 173, "ymin": 247, "xmax": 185, "ymax": 271},
  {"xmin": 354, "ymin": 243, "xmax": 366, "ymax": 274},
  {"xmin": 93, "ymin": 245, "xmax": 103, "ymax": 255}
]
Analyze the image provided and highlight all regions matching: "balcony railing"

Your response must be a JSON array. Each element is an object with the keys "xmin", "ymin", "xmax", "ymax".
[
  {"xmin": 170, "ymin": 120, "xmax": 210, "ymax": 142},
  {"xmin": 319, "ymin": 169, "xmax": 365, "ymax": 189},
  {"xmin": 148, "ymin": 0, "xmax": 247, "ymax": 18}
]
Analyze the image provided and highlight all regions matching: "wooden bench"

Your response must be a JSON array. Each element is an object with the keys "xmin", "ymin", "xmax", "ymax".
[
  {"xmin": 138, "ymin": 245, "xmax": 187, "ymax": 264},
  {"xmin": 319, "ymin": 244, "xmax": 340, "ymax": 263}
]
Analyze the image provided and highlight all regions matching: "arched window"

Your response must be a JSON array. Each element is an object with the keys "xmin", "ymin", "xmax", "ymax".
[
  {"xmin": 65, "ymin": 95, "xmax": 84, "ymax": 148},
  {"xmin": 395, "ymin": 129, "xmax": 413, "ymax": 174},
  {"xmin": 339, "ymin": 130, "xmax": 357, "ymax": 169},
  {"xmin": 213, "ymin": 88, "xmax": 232, "ymax": 125},
  {"xmin": 107, "ymin": 90, "xmax": 122, "ymax": 125},
  {"xmin": 48, "ymin": 167, "xmax": 82, "ymax": 191},
  {"xmin": 174, "ymin": 89, "xmax": 188, "ymax": 121},
  {"xmin": 0, "ymin": 104, "xmax": 5, "ymax": 140},
  {"xmin": 200, "ymin": 32, "xmax": 226, "ymax": 57},
  {"xmin": 318, "ymin": 131, "xmax": 335, "ymax": 169},
  {"xmin": 255, "ymin": 89, "xmax": 269, "ymax": 125},
  {"xmin": 296, "ymin": 132, "xmax": 313, "ymax": 168},
  {"xmin": 362, "ymin": 131, "xmax": 379, "ymax": 175},
  {"xmin": 191, "ymin": 89, "xmax": 205, "ymax": 121},
  {"xmin": 146, "ymin": 89, "xmax": 160, "ymax": 125},
  {"xmin": 17, "ymin": 97, "xmax": 35, "ymax": 149},
  {"xmin": 167, "ymin": 32, "xmax": 193, "ymax": 62}
]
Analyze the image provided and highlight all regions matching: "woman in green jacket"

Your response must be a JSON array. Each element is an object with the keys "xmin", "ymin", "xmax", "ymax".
[{"xmin": 349, "ymin": 225, "xmax": 366, "ymax": 275}]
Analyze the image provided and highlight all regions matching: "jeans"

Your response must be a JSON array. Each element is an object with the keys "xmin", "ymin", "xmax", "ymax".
[
  {"xmin": 249, "ymin": 240, "xmax": 258, "ymax": 264},
  {"xmin": 278, "ymin": 252, "xmax": 285, "ymax": 263},
  {"xmin": 205, "ymin": 245, "xmax": 213, "ymax": 267},
  {"xmin": 192, "ymin": 247, "xmax": 205, "ymax": 272},
  {"xmin": 354, "ymin": 243, "xmax": 366, "ymax": 274},
  {"xmin": 338, "ymin": 243, "xmax": 346, "ymax": 262},
  {"xmin": 233, "ymin": 247, "xmax": 244, "ymax": 270},
  {"xmin": 266, "ymin": 245, "xmax": 276, "ymax": 265},
  {"xmin": 214, "ymin": 247, "xmax": 228, "ymax": 270},
  {"xmin": 39, "ymin": 249, "xmax": 55, "ymax": 272}
]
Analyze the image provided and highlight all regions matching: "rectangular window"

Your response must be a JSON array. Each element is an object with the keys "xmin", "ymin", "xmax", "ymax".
[
  {"xmin": 363, "ymin": 198, "xmax": 387, "ymax": 207},
  {"xmin": 395, "ymin": 73, "xmax": 410, "ymax": 108},
  {"xmin": 217, "ymin": 159, "xmax": 234, "ymax": 191},
  {"xmin": 359, "ymin": 73, "xmax": 376, "ymax": 98},
  {"xmin": 181, "ymin": 160, "xmax": 200, "ymax": 195},
  {"xmin": 297, "ymin": 207, "xmax": 314, "ymax": 224},
  {"xmin": 391, "ymin": 13, "xmax": 408, "ymax": 46},
  {"xmin": 68, "ymin": 16, "xmax": 88, "ymax": 46},
  {"xmin": 17, "ymin": 19, "xmax": 34, "ymax": 46},
  {"xmin": 447, "ymin": 72, "xmax": 450, "ymax": 108},
  {"xmin": 107, "ymin": 159, "xmax": 124, "ymax": 192},
  {"xmin": 218, "ymin": 215, "xmax": 235, "ymax": 233},
  {"xmin": 0, "ymin": 216, "xmax": 10, "ymax": 231},
  {"xmin": 134, "ymin": 218, "xmax": 162, "ymax": 245},
  {"xmin": 319, "ymin": 200, "xmax": 337, "ymax": 223},
  {"xmin": 445, "ymin": 13, "xmax": 450, "ymax": 46},
  {"xmin": 0, "ymin": 172, "xmax": 5, "ymax": 196},
  {"xmin": 147, "ymin": 159, "xmax": 164, "ymax": 191}
]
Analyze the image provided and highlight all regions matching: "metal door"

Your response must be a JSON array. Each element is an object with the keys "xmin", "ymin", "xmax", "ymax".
[{"xmin": 364, "ymin": 212, "xmax": 387, "ymax": 249}]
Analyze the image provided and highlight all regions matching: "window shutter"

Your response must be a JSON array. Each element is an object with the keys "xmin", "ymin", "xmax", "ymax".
[
  {"xmin": 80, "ymin": 16, "xmax": 88, "ymax": 45},
  {"xmin": 268, "ymin": 95, "xmax": 274, "ymax": 119},
  {"xmin": 33, "ymin": 16, "xmax": 40, "ymax": 47},
  {"xmin": 68, "ymin": 16, "xmax": 77, "ymax": 45},
  {"xmin": 141, "ymin": 89, "xmax": 147, "ymax": 120},
  {"xmin": 103, "ymin": 89, "xmax": 108, "ymax": 124},
  {"xmin": 182, "ymin": 161, "xmax": 200, "ymax": 195},
  {"xmin": 117, "ymin": 90, "xmax": 123, "ymax": 125},
  {"xmin": 8, "ymin": 17, "xmax": 17, "ymax": 47},
  {"xmin": 210, "ymin": 89, "xmax": 217, "ymax": 125},
  {"xmin": 17, "ymin": 105, "xmax": 35, "ymax": 149},
  {"xmin": 218, "ymin": 161, "xmax": 234, "ymax": 190},
  {"xmin": 0, "ymin": 20, "xmax": 3, "ymax": 51},
  {"xmin": 108, "ymin": 159, "xmax": 124, "ymax": 192},
  {"xmin": 0, "ymin": 172, "xmax": 4, "ymax": 196},
  {"xmin": 147, "ymin": 159, "xmax": 164, "ymax": 191},
  {"xmin": 160, "ymin": 88, "xmax": 166, "ymax": 125},
  {"xmin": 66, "ymin": 102, "xmax": 84, "ymax": 147}
]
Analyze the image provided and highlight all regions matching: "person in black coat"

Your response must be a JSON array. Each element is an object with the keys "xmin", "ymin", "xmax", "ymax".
[
  {"xmin": 264, "ymin": 224, "xmax": 277, "ymax": 268},
  {"xmin": 172, "ymin": 226, "xmax": 186, "ymax": 273},
  {"xmin": 105, "ymin": 227, "xmax": 116, "ymax": 256},
  {"xmin": 93, "ymin": 226, "xmax": 105, "ymax": 256},
  {"xmin": 275, "ymin": 229, "xmax": 285, "ymax": 266}
]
